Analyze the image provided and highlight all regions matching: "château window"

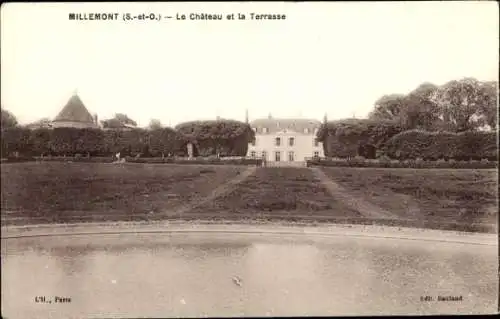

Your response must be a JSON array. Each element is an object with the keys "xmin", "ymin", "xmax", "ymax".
[
  {"xmin": 275, "ymin": 151, "xmax": 281, "ymax": 162},
  {"xmin": 289, "ymin": 137, "xmax": 295, "ymax": 147},
  {"xmin": 275, "ymin": 137, "xmax": 281, "ymax": 146},
  {"xmin": 313, "ymin": 151, "xmax": 319, "ymax": 158},
  {"xmin": 288, "ymin": 151, "xmax": 295, "ymax": 162},
  {"xmin": 262, "ymin": 151, "xmax": 267, "ymax": 160},
  {"xmin": 251, "ymin": 151, "xmax": 256, "ymax": 158}
]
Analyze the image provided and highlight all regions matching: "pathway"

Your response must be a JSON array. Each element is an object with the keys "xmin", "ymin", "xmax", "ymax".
[
  {"xmin": 164, "ymin": 165, "xmax": 258, "ymax": 217},
  {"xmin": 311, "ymin": 167, "xmax": 398, "ymax": 219}
]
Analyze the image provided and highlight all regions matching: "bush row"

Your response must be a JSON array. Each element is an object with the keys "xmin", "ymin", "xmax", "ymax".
[
  {"xmin": 316, "ymin": 119, "xmax": 404, "ymax": 158},
  {"xmin": 23, "ymin": 156, "xmax": 263, "ymax": 166},
  {"xmin": 381, "ymin": 130, "xmax": 498, "ymax": 161},
  {"xmin": 125, "ymin": 157, "xmax": 262, "ymax": 166},
  {"xmin": 1, "ymin": 121, "xmax": 254, "ymax": 158},
  {"xmin": 307, "ymin": 157, "xmax": 498, "ymax": 169}
]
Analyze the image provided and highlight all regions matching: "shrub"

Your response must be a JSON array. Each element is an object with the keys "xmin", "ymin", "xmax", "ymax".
[
  {"xmin": 305, "ymin": 158, "xmax": 497, "ymax": 169},
  {"xmin": 378, "ymin": 155, "xmax": 391, "ymax": 163},
  {"xmin": 1, "ymin": 127, "xmax": 32, "ymax": 157},
  {"xmin": 381, "ymin": 130, "xmax": 498, "ymax": 161},
  {"xmin": 175, "ymin": 120, "xmax": 255, "ymax": 157},
  {"xmin": 317, "ymin": 119, "xmax": 404, "ymax": 158},
  {"xmin": 125, "ymin": 157, "xmax": 262, "ymax": 166}
]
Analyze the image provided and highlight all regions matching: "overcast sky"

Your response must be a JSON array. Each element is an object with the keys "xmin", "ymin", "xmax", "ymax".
[{"xmin": 1, "ymin": 2, "xmax": 498, "ymax": 127}]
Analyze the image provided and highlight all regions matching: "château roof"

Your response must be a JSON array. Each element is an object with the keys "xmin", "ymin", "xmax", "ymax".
[
  {"xmin": 249, "ymin": 117, "xmax": 321, "ymax": 134},
  {"xmin": 53, "ymin": 94, "xmax": 95, "ymax": 123}
]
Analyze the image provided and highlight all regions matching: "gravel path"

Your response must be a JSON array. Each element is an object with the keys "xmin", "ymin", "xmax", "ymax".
[{"xmin": 311, "ymin": 167, "xmax": 398, "ymax": 219}]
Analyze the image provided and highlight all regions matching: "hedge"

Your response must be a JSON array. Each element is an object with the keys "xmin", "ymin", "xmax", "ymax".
[
  {"xmin": 316, "ymin": 119, "xmax": 404, "ymax": 158},
  {"xmin": 125, "ymin": 157, "xmax": 262, "ymax": 166},
  {"xmin": 36, "ymin": 156, "xmax": 115, "ymax": 163},
  {"xmin": 175, "ymin": 120, "xmax": 255, "ymax": 157},
  {"xmin": 1, "ymin": 156, "xmax": 262, "ymax": 166},
  {"xmin": 306, "ymin": 158, "xmax": 498, "ymax": 169},
  {"xmin": 1, "ymin": 127, "xmax": 185, "ymax": 157},
  {"xmin": 1, "ymin": 127, "xmax": 32, "ymax": 157},
  {"xmin": 0, "ymin": 121, "xmax": 256, "ymax": 158},
  {"xmin": 382, "ymin": 130, "xmax": 498, "ymax": 161}
]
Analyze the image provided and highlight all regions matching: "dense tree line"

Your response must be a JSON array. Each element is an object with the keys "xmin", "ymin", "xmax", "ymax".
[
  {"xmin": 368, "ymin": 78, "xmax": 497, "ymax": 132},
  {"xmin": 317, "ymin": 77, "xmax": 498, "ymax": 159},
  {"xmin": 2, "ymin": 77, "xmax": 497, "ymax": 161},
  {"xmin": 382, "ymin": 130, "xmax": 497, "ymax": 161},
  {"xmin": 1, "ymin": 117, "xmax": 254, "ymax": 158},
  {"xmin": 175, "ymin": 120, "xmax": 255, "ymax": 157},
  {"xmin": 316, "ymin": 119, "xmax": 404, "ymax": 158}
]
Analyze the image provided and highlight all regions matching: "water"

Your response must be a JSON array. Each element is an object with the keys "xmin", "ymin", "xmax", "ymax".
[{"xmin": 1, "ymin": 232, "xmax": 498, "ymax": 318}]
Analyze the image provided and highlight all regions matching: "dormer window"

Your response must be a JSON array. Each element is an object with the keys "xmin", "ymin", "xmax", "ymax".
[
  {"xmin": 263, "ymin": 127, "xmax": 268, "ymax": 133},
  {"xmin": 252, "ymin": 127, "xmax": 257, "ymax": 132},
  {"xmin": 304, "ymin": 128, "xmax": 309, "ymax": 134}
]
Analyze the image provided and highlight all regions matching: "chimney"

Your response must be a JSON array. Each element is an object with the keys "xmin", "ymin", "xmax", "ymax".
[
  {"xmin": 245, "ymin": 109, "xmax": 249, "ymax": 124},
  {"xmin": 93, "ymin": 114, "xmax": 98, "ymax": 124}
]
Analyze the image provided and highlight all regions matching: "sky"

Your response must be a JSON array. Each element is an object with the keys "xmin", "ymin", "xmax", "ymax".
[{"xmin": 1, "ymin": 1, "xmax": 498, "ymax": 127}]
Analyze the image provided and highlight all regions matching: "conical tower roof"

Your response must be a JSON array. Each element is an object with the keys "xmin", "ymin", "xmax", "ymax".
[{"xmin": 54, "ymin": 94, "xmax": 95, "ymax": 123}]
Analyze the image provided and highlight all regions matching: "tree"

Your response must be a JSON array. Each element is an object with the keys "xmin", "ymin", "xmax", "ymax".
[
  {"xmin": 148, "ymin": 119, "xmax": 163, "ymax": 130},
  {"xmin": 402, "ymin": 83, "xmax": 441, "ymax": 130},
  {"xmin": 368, "ymin": 78, "xmax": 498, "ymax": 132},
  {"xmin": 317, "ymin": 119, "xmax": 404, "ymax": 158},
  {"xmin": 1, "ymin": 108, "xmax": 18, "ymax": 129},
  {"xmin": 368, "ymin": 94, "xmax": 407, "ymax": 121},
  {"xmin": 477, "ymin": 81, "xmax": 498, "ymax": 130},
  {"xmin": 175, "ymin": 120, "xmax": 255, "ymax": 157},
  {"xmin": 148, "ymin": 128, "xmax": 183, "ymax": 157},
  {"xmin": 115, "ymin": 113, "xmax": 137, "ymax": 127},
  {"xmin": 101, "ymin": 113, "xmax": 138, "ymax": 129},
  {"xmin": 435, "ymin": 78, "xmax": 495, "ymax": 132},
  {"xmin": 25, "ymin": 118, "xmax": 52, "ymax": 129}
]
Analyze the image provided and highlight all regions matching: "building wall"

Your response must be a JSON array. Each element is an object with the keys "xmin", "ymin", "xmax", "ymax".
[{"xmin": 247, "ymin": 130, "xmax": 324, "ymax": 162}]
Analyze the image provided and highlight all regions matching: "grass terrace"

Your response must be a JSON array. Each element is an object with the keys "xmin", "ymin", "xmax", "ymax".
[
  {"xmin": 187, "ymin": 167, "xmax": 361, "ymax": 220},
  {"xmin": 319, "ymin": 167, "xmax": 498, "ymax": 229},
  {"xmin": 1, "ymin": 162, "xmax": 247, "ymax": 225}
]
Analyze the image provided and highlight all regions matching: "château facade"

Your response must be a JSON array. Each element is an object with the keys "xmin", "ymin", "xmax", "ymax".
[{"xmin": 246, "ymin": 114, "xmax": 325, "ymax": 165}]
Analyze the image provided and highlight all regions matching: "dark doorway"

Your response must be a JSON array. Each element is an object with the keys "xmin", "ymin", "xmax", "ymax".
[{"xmin": 358, "ymin": 143, "xmax": 376, "ymax": 159}]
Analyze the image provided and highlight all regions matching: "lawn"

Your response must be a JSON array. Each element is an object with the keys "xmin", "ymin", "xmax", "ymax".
[
  {"xmin": 319, "ymin": 167, "xmax": 498, "ymax": 228},
  {"xmin": 2, "ymin": 163, "xmax": 497, "ymax": 233},
  {"xmin": 187, "ymin": 167, "xmax": 361, "ymax": 220},
  {"xmin": 1, "ymin": 162, "xmax": 247, "ymax": 225}
]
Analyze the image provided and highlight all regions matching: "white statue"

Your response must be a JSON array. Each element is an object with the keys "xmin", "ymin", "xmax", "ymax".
[{"xmin": 187, "ymin": 143, "xmax": 194, "ymax": 159}]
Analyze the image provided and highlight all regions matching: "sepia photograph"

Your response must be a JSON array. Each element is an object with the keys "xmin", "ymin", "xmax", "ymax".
[{"xmin": 1, "ymin": 1, "xmax": 498, "ymax": 318}]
